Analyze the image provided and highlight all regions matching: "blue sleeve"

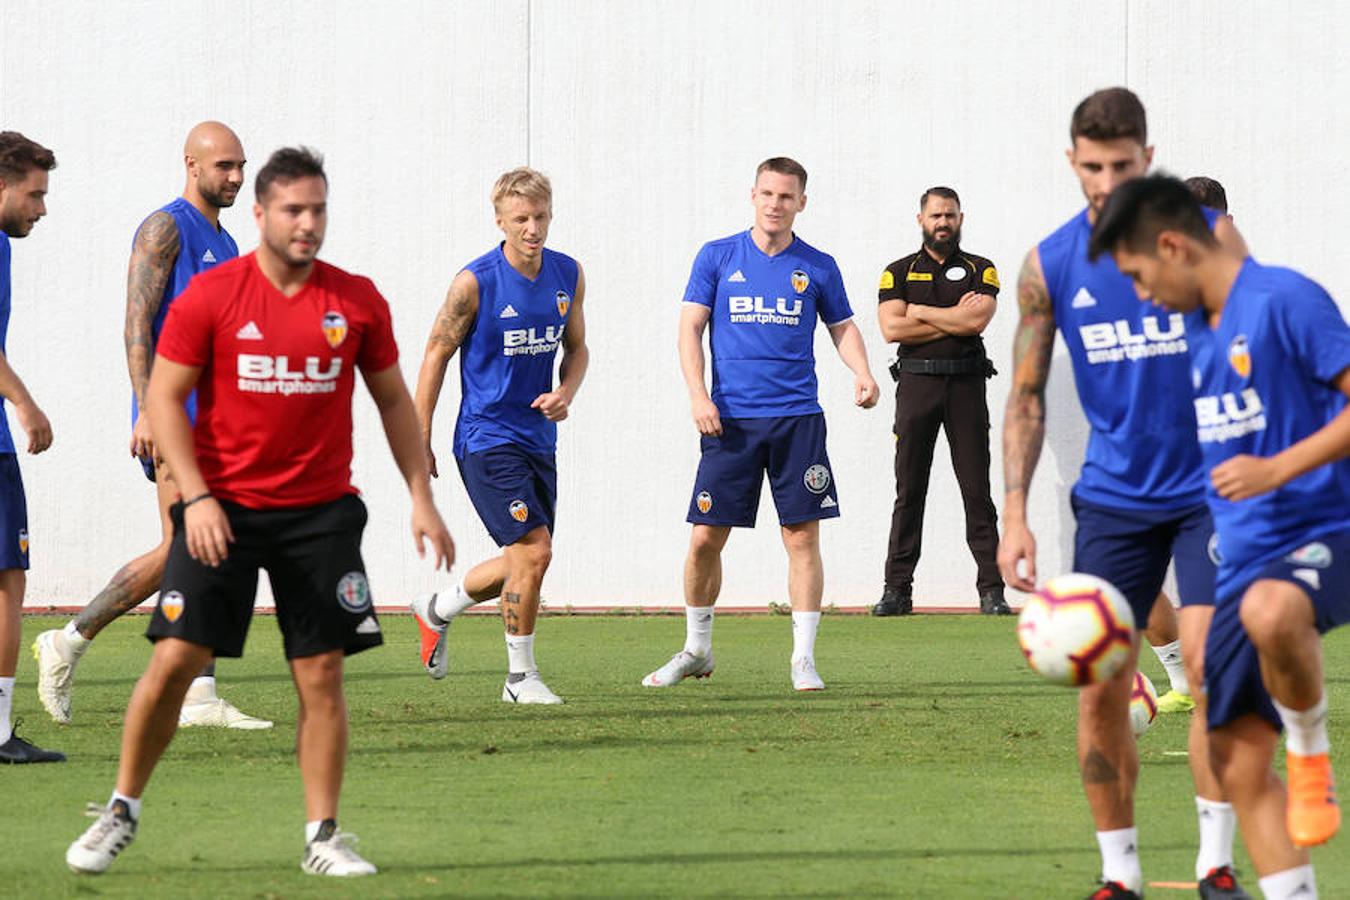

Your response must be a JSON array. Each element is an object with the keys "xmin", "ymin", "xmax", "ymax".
[
  {"xmin": 682, "ymin": 243, "xmax": 719, "ymax": 307},
  {"xmin": 1275, "ymin": 280, "xmax": 1350, "ymax": 386},
  {"xmin": 817, "ymin": 258, "xmax": 853, "ymax": 325}
]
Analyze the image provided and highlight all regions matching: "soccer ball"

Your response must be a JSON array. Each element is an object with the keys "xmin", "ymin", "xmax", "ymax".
[
  {"xmin": 1130, "ymin": 671, "xmax": 1159, "ymax": 737},
  {"xmin": 1016, "ymin": 573, "xmax": 1136, "ymax": 686}
]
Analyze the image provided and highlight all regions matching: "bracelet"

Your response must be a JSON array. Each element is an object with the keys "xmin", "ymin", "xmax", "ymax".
[{"xmin": 183, "ymin": 492, "xmax": 213, "ymax": 509}]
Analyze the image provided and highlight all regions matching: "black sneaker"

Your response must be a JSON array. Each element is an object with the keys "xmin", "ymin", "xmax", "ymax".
[
  {"xmin": 1198, "ymin": 865, "xmax": 1252, "ymax": 899},
  {"xmin": 0, "ymin": 721, "xmax": 65, "ymax": 763},
  {"xmin": 979, "ymin": 588, "xmax": 1012, "ymax": 615},
  {"xmin": 1086, "ymin": 881, "xmax": 1140, "ymax": 900},
  {"xmin": 871, "ymin": 588, "xmax": 912, "ymax": 616}
]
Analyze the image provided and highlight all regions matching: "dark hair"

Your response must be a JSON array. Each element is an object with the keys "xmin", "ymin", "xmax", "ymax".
[
  {"xmin": 1185, "ymin": 176, "xmax": 1228, "ymax": 214},
  {"xmin": 255, "ymin": 146, "xmax": 326, "ymax": 201},
  {"xmin": 0, "ymin": 132, "xmax": 56, "ymax": 183},
  {"xmin": 755, "ymin": 157, "xmax": 807, "ymax": 191},
  {"xmin": 1071, "ymin": 88, "xmax": 1147, "ymax": 145},
  {"xmin": 1088, "ymin": 174, "xmax": 1217, "ymax": 261},
  {"xmin": 919, "ymin": 186, "xmax": 960, "ymax": 209}
]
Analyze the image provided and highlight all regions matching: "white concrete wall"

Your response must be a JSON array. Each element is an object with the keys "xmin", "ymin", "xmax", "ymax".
[{"xmin": 2, "ymin": 0, "xmax": 1347, "ymax": 610}]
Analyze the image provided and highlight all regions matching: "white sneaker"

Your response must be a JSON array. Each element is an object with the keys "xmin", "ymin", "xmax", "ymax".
[
  {"xmin": 642, "ymin": 650, "xmax": 714, "ymax": 687},
  {"xmin": 33, "ymin": 629, "xmax": 77, "ymax": 724},
  {"xmin": 502, "ymin": 672, "xmax": 563, "ymax": 705},
  {"xmin": 792, "ymin": 657, "xmax": 825, "ymax": 691},
  {"xmin": 410, "ymin": 592, "xmax": 450, "ymax": 679},
  {"xmin": 301, "ymin": 830, "xmax": 377, "ymax": 876},
  {"xmin": 66, "ymin": 801, "xmax": 137, "ymax": 874},
  {"xmin": 179, "ymin": 697, "xmax": 274, "ymax": 729}
]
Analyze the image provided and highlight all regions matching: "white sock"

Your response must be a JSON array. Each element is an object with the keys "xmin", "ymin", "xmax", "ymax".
[
  {"xmin": 1194, "ymin": 796, "xmax": 1235, "ymax": 879},
  {"xmin": 0, "ymin": 676, "xmax": 13, "ymax": 744},
  {"xmin": 185, "ymin": 676, "xmax": 218, "ymax": 703},
  {"xmin": 304, "ymin": 818, "xmax": 336, "ymax": 843},
  {"xmin": 62, "ymin": 620, "xmax": 91, "ymax": 656},
  {"xmin": 110, "ymin": 791, "xmax": 141, "ymax": 821},
  {"xmin": 791, "ymin": 610, "xmax": 821, "ymax": 663},
  {"xmin": 505, "ymin": 633, "xmax": 537, "ymax": 675},
  {"xmin": 684, "ymin": 606, "xmax": 714, "ymax": 656},
  {"xmin": 1150, "ymin": 639, "xmax": 1188, "ymax": 694},
  {"xmin": 1259, "ymin": 864, "xmax": 1317, "ymax": 900},
  {"xmin": 1096, "ymin": 827, "xmax": 1142, "ymax": 893},
  {"xmin": 433, "ymin": 581, "xmax": 476, "ymax": 621},
  {"xmin": 1274, "ymin": 695, "xmax": 1331, "ymax": 756}
]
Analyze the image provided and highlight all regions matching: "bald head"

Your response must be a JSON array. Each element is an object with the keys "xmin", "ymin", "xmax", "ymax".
[{"xmin": 183, "ymin": 121, "xmax": 245, "ymax": 214}]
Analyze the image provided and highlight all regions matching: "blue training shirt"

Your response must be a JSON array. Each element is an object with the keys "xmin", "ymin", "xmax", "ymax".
[
  {"xmin": 130, "ymin": 197, "xmax": 237, "ymax": 426},
  {"xmin": 1039, "ymin": 207, "xmax": 1220, "ymax": 510},
  {"xmin": 0, "ymin": 232, "xmax": 14, "ymax": 454},
  {"xmin": 1186, "ymin": 258, "xmax": 1350, "ymax": 599},
  {"xmin": 684, "ymin": 230, "xmax": 853, "ymax": 419},
  {"xmin": 453, "ymin": 244, "xmax": 578, "ymax": 459}
]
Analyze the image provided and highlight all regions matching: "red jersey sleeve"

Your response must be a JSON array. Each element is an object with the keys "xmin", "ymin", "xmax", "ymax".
[
  {"xmin": 156, "ymin": 280, "xmax": 215, "ymax": 367},
  {"xmin": 357, "ymin": 279, "xmax": 400, "ymax": 373}
]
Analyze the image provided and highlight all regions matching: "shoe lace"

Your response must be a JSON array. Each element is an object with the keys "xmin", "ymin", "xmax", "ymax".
[
  {"xmin": 317, "ymin": 831, "xmax": 365, "ymax": 863},
  {"xmin": 79, "ymin": 802, "xmax": 127, "ymax": 845}
]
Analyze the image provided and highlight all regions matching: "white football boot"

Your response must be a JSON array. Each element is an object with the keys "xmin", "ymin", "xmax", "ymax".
[
  {"xmin": 301, "ymin": 830, "xmax": 377, "ymax": 876},
  {"xmin": 409, "ymin": 593, "xmax": 450, "ymax": 679},
  {"xmin": 66, "ymin": 801, "xmax": 138, "ymax": 874},
  {"xmin": 501, "ymin": 672, "xmax": 563, "ymax": 705},
  {"xmin": 179, "ymin": 697, "xmax": 274, "ymax": 729},
  {"xmin": 642, "ymin": 650, "xmax": 715, "ymax": 687},
  {"xmin": 791, "ymin": 657, "xmax": 825, "ymax": 692},
  {"xmin": 33, "ymin": 629, "xmax": 77, "ymax": 724}
]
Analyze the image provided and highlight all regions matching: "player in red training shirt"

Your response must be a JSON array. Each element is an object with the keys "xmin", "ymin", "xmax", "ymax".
[{"xmin": 66, "ymin": 147, "xmax": 454, "ymax": 878}]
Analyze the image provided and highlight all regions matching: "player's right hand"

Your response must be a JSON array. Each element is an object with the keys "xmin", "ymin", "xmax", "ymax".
[
  {"xmin": 411, "ymin": 495, "xmax": 455, "ymax": 571},
  {"xmin": 997, "ymin": 521, "xmax": 1038, "ymax": 593},
  {"xmin": 424, "ymin": 442, "xmax": 439, "ymax": 479},
  {"xmin": 691, "ymin": 396, "xmax": 722, "ymax": 436},
  {"xmin": 184, "ymin": 497, "xmax": 234, "ymax": 568},
  {"xmin": 16, "ymin": 400, "xmax": 52, "ymax": 454},
  {"xmin": 130, "ymin": 413, "xmax": 155, "ymax": 461}
]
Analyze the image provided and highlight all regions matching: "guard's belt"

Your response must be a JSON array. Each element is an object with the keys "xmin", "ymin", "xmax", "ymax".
[{"xmin": 890, "ymin": 357, "xmax": 995, "ymax": 378}]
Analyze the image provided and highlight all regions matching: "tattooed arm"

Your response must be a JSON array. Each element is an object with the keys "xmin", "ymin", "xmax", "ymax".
[
  {"xmin": 997, "ymin": 247, "xmax": 1056, "ymax": 592},
  {"xmin": 125, "ymin": 211, "xmax": 180, "ymax": 461},
  {"xmin": 414, "ymin": 269, "xmax": 479, "ymax": 478}
]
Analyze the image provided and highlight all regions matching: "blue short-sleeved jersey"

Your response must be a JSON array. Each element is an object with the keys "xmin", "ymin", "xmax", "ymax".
[
  {"xmin": 1186, "ymin": 259, "xmax": 1350, "ymax": 598},
  {"xmin": 0, "ymin": 232, "xmax": 14, "ymax": 454},
  {"xmin": 1039, "ymin": 207, "xmax": 1220, "ymax": 510},
  {"xmin": 684, "ymin": 230, "xmax": 852, "ymax": 419},
  {"xmin": 453, "ymin": 245, "xmax": 578, "ymax": 460}
]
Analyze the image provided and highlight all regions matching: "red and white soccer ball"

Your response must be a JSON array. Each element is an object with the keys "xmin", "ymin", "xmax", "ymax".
[
  {"xmin": 1130, "ymin": 671, "xmax": 1159, "ymax": 736},
  {"xmin": 1016, "ymin": 573, "xmax": 1136, "ymax": 686}
]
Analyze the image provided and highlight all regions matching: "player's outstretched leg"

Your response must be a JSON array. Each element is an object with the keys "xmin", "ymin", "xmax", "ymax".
[
  {"xmin": 643, "ymin": 525, "xmax": 726, "ymax": 688},
  {"xmin": 410, "ymin": 558, "xmax": 506, "ymax": 679},
  {"xmin": 1240, "ymin": 580, "xmax": 1340, "ymax": 848}
]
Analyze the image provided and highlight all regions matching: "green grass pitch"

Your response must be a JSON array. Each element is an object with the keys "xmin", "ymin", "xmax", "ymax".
[{"xmin": 7, "ymin": 614, "xmax": 1349, "ymax": 898}]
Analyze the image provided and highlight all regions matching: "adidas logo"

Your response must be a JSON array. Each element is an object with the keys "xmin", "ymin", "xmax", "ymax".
[
  {"xmin": 235, "ymin": 321, "xmax": 264, "ymax": 340},
  {"xmin": 728, "ymin": 270, "xmax": 746, "ymax": 283},
  {"xmin": 355, "ymin": 616, "xmax": 381, "ymax": 635},
  {"xmin": 1071, "ymin": 287, "xmax": 1097, "ymax": 309},
  {"xmin": 500, "ymin": 305, "xmax": 519, "ymax": 318},
  {"xmin": 1293, "ymin": 568, "xmax": 1321, "ymax": 591},
  {"xmin": 820, "ymin": 496, "xmax": 837, "ymax": 508},
  {"xmin": 202, "ymin": 249, "xmax": 217, "ymax": 264}
]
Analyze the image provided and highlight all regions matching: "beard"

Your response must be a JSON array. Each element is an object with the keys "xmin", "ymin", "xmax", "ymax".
[
  {"xmin": 200, "ymin": 182, "xmax": 240, "ymax": 209},
  {"xmin": 923, "ymin": 225, "xmax": 960, "ymax": 257}
]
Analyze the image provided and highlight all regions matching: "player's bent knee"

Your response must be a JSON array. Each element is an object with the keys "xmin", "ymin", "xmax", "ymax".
[{"xmin": 1239, "ymin": 582, "xmax": 1311, "ymax": 645}]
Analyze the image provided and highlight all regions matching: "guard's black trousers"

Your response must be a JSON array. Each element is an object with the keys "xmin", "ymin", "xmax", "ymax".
[{"xmin": 884, "ymin": 370, "xmax": 1003, "ymax": 596}]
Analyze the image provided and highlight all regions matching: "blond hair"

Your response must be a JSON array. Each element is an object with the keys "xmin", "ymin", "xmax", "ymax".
[{"xmin": 492, "ymin": 167, "xmax": 552, "ymax": 212}]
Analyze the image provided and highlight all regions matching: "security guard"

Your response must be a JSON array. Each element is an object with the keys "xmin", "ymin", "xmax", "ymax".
[{"xmin": 873, "ymin": 187, "xmax": 1009, "ymax": 616}]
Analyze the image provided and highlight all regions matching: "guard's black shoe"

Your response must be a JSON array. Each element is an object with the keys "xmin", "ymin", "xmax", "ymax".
[
  {"xmin": 1198, "ymin": 865, "xmax": 1252, "ymax": 899},
  {"xmin": 871, "ymin": 589, "xmax": 912, "ymax": 616},
  {"xmin": 979, "ymin": 588, "xmax": 1012, "ymax": 615},
  {"xmin": 0, "ymin": 722, "xmax": 66, "ymax": 763},
  {"xmin": 1086, "ymin": 881, "xmax": 1140, "ymax": 900}
]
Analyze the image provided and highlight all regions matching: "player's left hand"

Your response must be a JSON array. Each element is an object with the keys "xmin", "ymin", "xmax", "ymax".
[
  {"xmin": 16, "ymin": 399, "xmax": 52, "ymax": 454},
  {"xmin": 531, "ymin": 390, "xmax": 570, "ymax": 422},
  {"xmin": 1210, "ymin": 454, "xmax": 1285, "ymax": 501},
  {"xmin": 411, "ymin": 494, "xmax": 455, "ymax": 570},
  {"xmin": 854, "ymin": 375, "xmax": 880, "ymax": 409}
]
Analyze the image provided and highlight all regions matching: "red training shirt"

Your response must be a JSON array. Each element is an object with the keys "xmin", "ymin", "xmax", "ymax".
[{"xmin": 156, "ymin": 252, "xmax": 400, "ymax": 509}]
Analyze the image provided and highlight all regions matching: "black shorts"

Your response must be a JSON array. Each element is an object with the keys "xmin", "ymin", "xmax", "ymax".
[{"xmin": 147, "ymin": 493, "xmax": 383, "ymax": 660}]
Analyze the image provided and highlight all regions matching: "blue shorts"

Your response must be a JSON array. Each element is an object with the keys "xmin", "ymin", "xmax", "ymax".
[
  {"xmin": 0, "ymin": 454, "xmax": 28, "ymax": 570},
  {"xmin": 1206, "ymin": 530, "xmax": 1350, "ymax": 731},
  {"xmin": 687, "ymin": 413, "xmax": 840, "ymax": 527},
  {"xmin": 1071, "ymin": 495, "xmax": 1216, "ymax": 624},
  {"xmin": 132, "ymin": 393, "xmax": 197, "ymax": 482},
  {"xmin": 457, "ymin": 445, "xmax": 556, "ymax": 547}
]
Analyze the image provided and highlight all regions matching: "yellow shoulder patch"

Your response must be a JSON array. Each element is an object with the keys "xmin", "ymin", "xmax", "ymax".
[
  {"xmin": 907, "ymin": 271, "xmax": 933, "ymax": 282},
  {"xmin": 982, "ymin": 266, "xmax": 1000, "ymax": 289},
  {"xmin": 879, "ymin": 269, "xmax": 895, "ymax": 290}
]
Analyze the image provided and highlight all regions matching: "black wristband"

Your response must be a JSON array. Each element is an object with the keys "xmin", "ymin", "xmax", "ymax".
[{"xmin": 183, "ymin": 492, "xmax": 213, "ymax": 509}]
